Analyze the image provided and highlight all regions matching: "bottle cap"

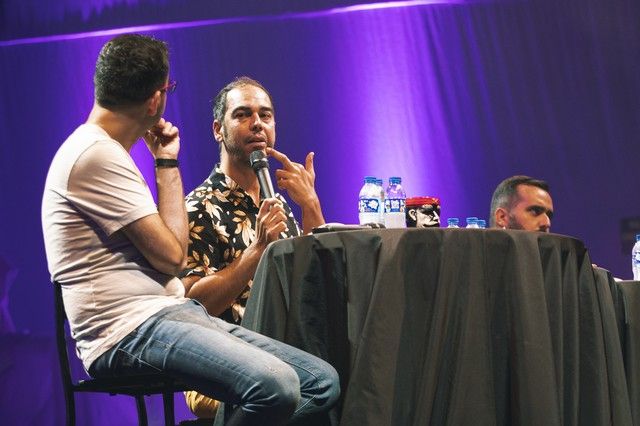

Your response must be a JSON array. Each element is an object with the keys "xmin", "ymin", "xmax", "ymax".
[
  {"xmin": 364, "ymin": 176, "xmax": 377, "ymax": 183},
  {"xmin": 636, "ymin": 234, "xmax": 640, "ymax": 242},
  {"xmin": 389, "ymin": 177, "xmax": 402, "ymax": 184}
]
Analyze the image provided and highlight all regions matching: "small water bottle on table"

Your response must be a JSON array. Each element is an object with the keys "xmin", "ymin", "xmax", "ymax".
[
  {"xmin": 465, "ymin": 217, "xmax": 479, "ymax": 228},
  {"xmin": 633, "ymin": 234, "xmax": 640, "ymax": 280},
  {"xmin": 359, "ymin": 176, "xmax": 382, "ymax": 225}
]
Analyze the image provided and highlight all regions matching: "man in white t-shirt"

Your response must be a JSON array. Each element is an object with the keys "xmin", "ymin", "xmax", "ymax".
[{"xmin": 42, "ymin": 33, "xmax": 339, "ymax": 425}]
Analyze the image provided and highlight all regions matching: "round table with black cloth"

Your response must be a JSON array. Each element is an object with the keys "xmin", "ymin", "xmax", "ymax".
[{"xmin": 242, "ymin": 228, "xmax": 636, "ymax": 425}]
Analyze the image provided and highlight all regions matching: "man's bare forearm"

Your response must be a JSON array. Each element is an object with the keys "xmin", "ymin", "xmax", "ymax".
[
  {"xmin": 156, "ymin": 167, "xmax": 188, "ymax": 257},
  {"xmin": 183, "ymin": 242, "xmax": 266, "ymax": 315},
  {"xmin": 301, "ymin": 196, "xmax": 325, "ymax": 235}
]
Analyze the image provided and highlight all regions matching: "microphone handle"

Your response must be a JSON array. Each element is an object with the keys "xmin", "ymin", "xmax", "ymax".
[{"xmin": 256, "ymin": 168, "xmax": 275, "ymax": 199}]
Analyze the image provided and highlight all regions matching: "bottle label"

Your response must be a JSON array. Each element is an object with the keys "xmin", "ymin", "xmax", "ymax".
[
  {"xmin": 359, "ymin": 198, "xmax": 380, "ymax": 213},
  {"xmin": 385, "ymin": 198, "xmax": 405, "ymax": 213}
]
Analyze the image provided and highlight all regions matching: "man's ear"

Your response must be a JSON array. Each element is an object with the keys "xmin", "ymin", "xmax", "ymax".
[
  {"xmin": 494, "ymin": 207, "xmax": 508, "ymax": 228},
  {"xmin": 213, "ymin": 120, "xmax": 223, "ymax": 142},
  {"xmin": 146, "ymin": 91, "xmax": 161, "ymax": 116}
]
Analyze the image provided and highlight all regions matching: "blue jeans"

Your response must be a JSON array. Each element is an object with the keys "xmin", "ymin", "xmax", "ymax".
[{"xmin": 89, "ymin": 300, "xmax": 340, "ymax": 425}]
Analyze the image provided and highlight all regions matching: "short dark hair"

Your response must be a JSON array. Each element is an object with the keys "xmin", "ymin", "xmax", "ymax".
[
  {"xmin": 212, "ymin": 76, "xmax": 274, "ymax": 122},
  {"xmin": 94, "ymin": 34, "xmax": 169, "ymax": 108},
  {"xmin": 489, "ymin": 175, "xmax": 550, "ymax": 227}
]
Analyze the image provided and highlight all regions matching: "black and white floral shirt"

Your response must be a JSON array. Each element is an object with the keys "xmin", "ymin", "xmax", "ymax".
[{"xmin": 181, "ymin": 164, "xmax": 301, "ymax": 324}]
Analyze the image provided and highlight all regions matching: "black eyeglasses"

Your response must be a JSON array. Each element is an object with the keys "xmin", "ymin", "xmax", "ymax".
[{"xmin": 159, "ymin": 80, "xmax": 177, "ymax": 93}]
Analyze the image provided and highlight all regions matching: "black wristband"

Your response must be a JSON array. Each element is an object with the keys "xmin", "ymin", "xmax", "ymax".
[{"xmin": 155, "ymin": 158, "xmax": 179, "ymax": 168}]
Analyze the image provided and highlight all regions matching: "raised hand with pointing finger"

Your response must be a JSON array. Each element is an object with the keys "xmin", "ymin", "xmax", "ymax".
[{"xmin": 267, "ymin": 147, "xmax": 325, "ymax": 234}]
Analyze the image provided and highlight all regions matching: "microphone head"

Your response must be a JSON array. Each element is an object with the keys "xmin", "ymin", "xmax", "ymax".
[{"xmin": 249, "ymin": 150, "xmax": 269, "ymax": 172}]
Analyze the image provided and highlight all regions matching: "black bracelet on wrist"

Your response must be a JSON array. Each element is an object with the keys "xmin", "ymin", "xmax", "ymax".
[{"xmin": 155, "ymin": 158, "xmax": 179, "ymax": 168}]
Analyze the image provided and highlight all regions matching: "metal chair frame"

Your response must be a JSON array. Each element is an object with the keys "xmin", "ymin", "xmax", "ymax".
[{"xmin": 53, "ymin": 281, "xmax": 188, "ymax": 426}]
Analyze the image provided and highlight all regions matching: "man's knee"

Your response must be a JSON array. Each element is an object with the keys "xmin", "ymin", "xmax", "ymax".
[
  {"xmin": 323, "ymin": 364, "xmax": 340, "ymax": 406},
  {"xmin": 263, "ymin": 364, "xmax": 301, "ymax": 409},
  {"xmin": 246, "ymin": 363, "xmax": 300, "ymax": 417}
]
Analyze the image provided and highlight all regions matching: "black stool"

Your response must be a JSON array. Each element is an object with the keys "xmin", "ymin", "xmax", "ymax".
[{"xmin": 53, "ymin": 281, "xmax": 190, "ymax": 426}]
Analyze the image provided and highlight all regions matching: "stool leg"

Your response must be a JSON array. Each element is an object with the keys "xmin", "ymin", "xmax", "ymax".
[
  {"xmin": 64, "ymin": 390, "xmax": 76, "ymax": 426},
  {"xmin": 135, "ymin": 395, "xmax": 148, "ymax": 426},
  {"xmin": 162, "ymin": 391, "xmax": 175, "ymax": 426}
]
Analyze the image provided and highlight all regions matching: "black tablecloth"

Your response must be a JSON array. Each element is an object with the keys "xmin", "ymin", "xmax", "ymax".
[
  {"xmin": 242, "ymin": 228, "xmax": 634, "ymax": 425},
  {"xmin": 612, "ymin": 279, "xmax": 640, "ymax": 424}
]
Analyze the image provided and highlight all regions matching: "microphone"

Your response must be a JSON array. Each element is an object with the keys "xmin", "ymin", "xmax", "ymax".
[{"xmin": 249, "ymin": 150, "xmax": 275, "ymax": 199}]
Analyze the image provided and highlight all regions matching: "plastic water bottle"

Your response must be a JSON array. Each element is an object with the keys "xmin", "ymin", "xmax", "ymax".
[
  {"xmin": 466, "ymin": 217, "xmax": 479, "ymax": 228},
  {"xmin": 384, "ymin": 177, "xmax": 406, "ymax": 228},
  {"xmin": 447, "ymin": 218, "xmax": 460, "ymax": 228},
  {"xmin": 633, "ymin": 234, "xmax": 640, "ymax": 280},
  {"xmin": 477, "ymin": 219, "xmax": 487, "ymax": 229},
  {"xmin": 359, "ymin": 176, "xmax": 382, "ymax": 225},
  {"xmin": 376, "ymin": 178, "xmax": 385, "ymax": 225}
]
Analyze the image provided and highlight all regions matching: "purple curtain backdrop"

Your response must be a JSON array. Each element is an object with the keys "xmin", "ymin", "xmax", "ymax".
[{"xmin": 1, "ymin": 0, "xmax": 639, "ymax": 424}]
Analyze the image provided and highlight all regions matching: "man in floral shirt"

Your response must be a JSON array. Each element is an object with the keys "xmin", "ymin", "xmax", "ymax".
[
  {"xmin": 182, "ymin": 165, "xmax": 302, "ymax": 324},
  {"xmin": 181, "ymin": 77, "xmax": 327, "ymax": 419}
]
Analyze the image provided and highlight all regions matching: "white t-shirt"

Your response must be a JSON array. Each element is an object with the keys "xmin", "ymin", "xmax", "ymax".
[{"xmin": 42, "ymin": 123, "xmax": 187, "ymax": 370}]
